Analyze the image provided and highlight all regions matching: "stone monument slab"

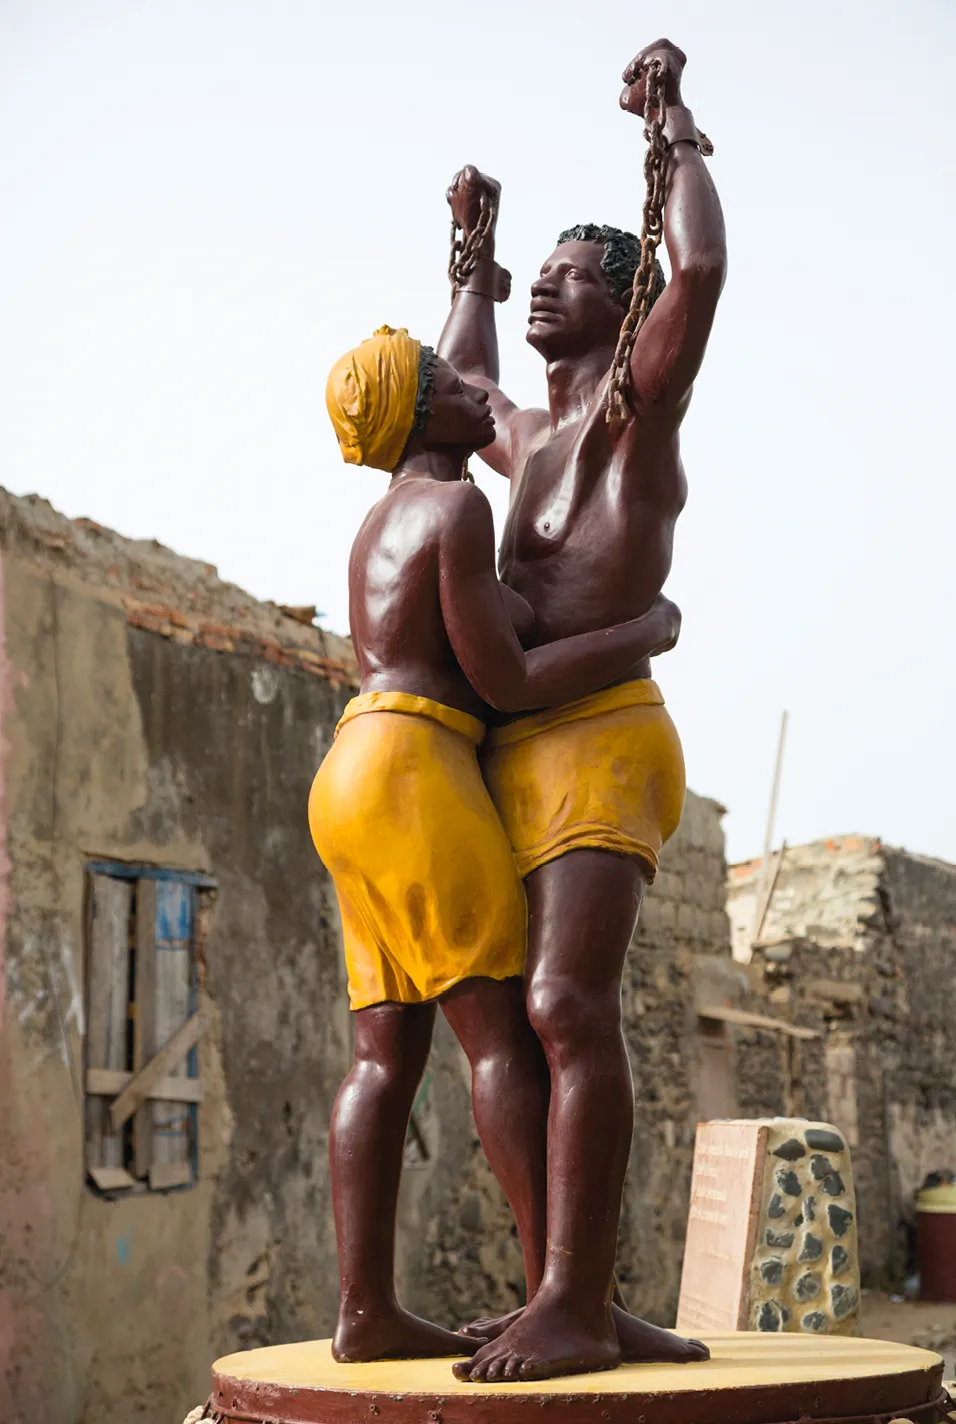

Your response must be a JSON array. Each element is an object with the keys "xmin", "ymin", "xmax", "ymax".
[{"xmin": 676, "ymin": 1119, "xmax": 768, "ymax": 1331}]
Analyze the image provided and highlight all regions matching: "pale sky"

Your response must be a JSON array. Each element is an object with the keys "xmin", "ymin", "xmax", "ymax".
[{"xmin": 3, "ymin": 0, "xmax": 955, "ymax": 866}]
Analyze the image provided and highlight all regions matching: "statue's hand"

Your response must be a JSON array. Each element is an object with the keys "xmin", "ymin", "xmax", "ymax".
[
  {"xmin": 620, "ymin": 39, "xmax": 686, "ymax": 115},
  {"xmin": 446, "ymin": 166, "xmax": 501, "ymax": 241},
  {"xmin": 648, "ymin": 594, "xmax": 682, "ymax": 656}
]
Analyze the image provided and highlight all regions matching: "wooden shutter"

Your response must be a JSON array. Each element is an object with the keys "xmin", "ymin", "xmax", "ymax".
[
  {"xmin": 85, "ymin": 868, "xmax": 203, "ymax": 1193},
  {"xmin": 133, "ymin": 878, "xmax": 157, "ymax": 1178},
  {"xmin": 148, "ymin": 879, "xmax": 195, "ymax": 1189},
  {"xmin": 86, "ymin": 874, "xmax": 134, "ymax": 1190}
]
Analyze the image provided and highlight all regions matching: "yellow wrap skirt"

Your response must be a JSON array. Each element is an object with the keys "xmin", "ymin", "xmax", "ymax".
[
  {"xmin": 308, "ymin": 691, "xmax": 527, "ymax": 1010},
  {"xmin": 481, "ymin": 678, "xmax": 686, "ymax": 881}
]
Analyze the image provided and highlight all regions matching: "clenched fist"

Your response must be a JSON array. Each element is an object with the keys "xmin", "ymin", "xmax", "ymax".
[
  {"xmin": 446, "ymin": 165, "xmax": 501, "ymax": 241},
  {"xmin": 620, "ymin": 39, "xmax": 686, "ymax": 116}
]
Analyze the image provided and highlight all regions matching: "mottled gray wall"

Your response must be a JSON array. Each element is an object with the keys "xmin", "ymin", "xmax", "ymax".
[
  {"xmin": 733, "ymin": 935, "xmax": 894, "ymax": 1286},
  {"xmin": 730, "ymin": 839, "xmax": 956, "ymax": 1291},
  {"xmin": 880, "ymin": 849, "xmax": 956, "ymax": 1254}
]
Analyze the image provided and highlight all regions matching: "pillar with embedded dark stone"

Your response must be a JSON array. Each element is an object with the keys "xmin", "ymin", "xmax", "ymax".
[{"xmin": 676, "ymin": 1118, "xmax": 860, "ymax": 1336}]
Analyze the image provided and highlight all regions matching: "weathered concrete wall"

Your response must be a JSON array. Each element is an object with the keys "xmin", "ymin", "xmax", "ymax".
[
  {"xmin": 0, "ymin": 489, "xmax": 365, "ymax": 1422},
  {"xmin": 0, "ymin": 552, "xmax": 356, "ymax": 1421}
]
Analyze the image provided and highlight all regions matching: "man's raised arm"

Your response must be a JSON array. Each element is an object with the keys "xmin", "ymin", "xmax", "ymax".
[
  {"xmin": 620, "ymin": 42, "xmax": 727, "ymax": 413},
  {"xmin": 437, "ymin": 167, "xmax": 522, "ymax": 478}
]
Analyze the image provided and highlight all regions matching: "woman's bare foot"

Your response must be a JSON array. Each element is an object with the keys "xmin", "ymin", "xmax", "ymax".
[
  {"xmin": 459, "ymin": 1306, "xmax": 523, "ymax": 1342},
  {"xmin": 453, "ymin": 1294, "xmax": 620, "ymax": 1383},
  {"xmin": 333, "ymin": 1305, "xmax": 484, "ymax": 1363},
  {"xmin": 611, "ymin": 1307, "xmax": 709, "ymax": 1363}
]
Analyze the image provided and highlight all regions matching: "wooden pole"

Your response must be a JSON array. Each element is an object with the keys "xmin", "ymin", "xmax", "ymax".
[
  {"xmin": 753, "ymin": 711, "xmax": 788, "ymax": 943},
  {"xmin": 753, "ymin": 839, "xmax": 788, "ymax": 949}
]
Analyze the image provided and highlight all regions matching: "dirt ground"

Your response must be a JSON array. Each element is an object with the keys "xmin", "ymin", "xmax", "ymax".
[{"xmin": 860, "ymin": 1290, "xmax": 956, "ymax": 1380}]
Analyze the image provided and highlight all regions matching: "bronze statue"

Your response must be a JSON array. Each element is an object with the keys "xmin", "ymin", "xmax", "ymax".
[
  {"xmin": 435, "ymin": 39, "xmax": 728, "ymax": 1382},
  {"xmin": 313, "ymin": 326, "xmax": 680, "ymax": 1365}
]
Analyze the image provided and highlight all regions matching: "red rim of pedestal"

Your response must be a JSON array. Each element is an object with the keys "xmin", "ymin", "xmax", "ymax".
[{"xmin": 205, "ymin": 1360, "xmax": 948, "ymax": 1424}]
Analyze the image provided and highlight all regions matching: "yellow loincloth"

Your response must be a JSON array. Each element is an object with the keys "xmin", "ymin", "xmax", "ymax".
[
  {"xmin": 481, "ymin": 679, "xmax": 685, "ymax": 881},
  {"xmin": 308, "ymin": 691, "xmax": 527, "ymax": 1011}
]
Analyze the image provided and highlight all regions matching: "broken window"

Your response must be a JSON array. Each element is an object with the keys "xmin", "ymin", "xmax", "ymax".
[
  {"xmin": 696, "ymin": 1018, "xmax": 738, "ymax": 1121},
  {"xmin": 84, "ymin": 863, "xmax": 214, "ymax": 1195}
]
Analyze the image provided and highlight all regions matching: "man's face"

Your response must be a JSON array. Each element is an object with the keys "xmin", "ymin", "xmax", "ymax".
[{"xmin": 526, "ymin": 241, "xmax": 625, "ymax": 360}]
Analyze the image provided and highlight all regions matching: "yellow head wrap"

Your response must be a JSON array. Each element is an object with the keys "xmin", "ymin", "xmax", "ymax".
[{"xmin": 326, "ymin": 325, "xmax": 423, "ymax": 473}]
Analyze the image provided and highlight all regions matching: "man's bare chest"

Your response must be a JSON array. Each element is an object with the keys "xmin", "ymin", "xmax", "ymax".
[{"xmin": 501, "ymin": 424, "xmax": 624, "ymax": 565}]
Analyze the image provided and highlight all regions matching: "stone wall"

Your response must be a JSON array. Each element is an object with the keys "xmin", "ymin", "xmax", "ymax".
[
  {"xmin": 727, "ymin": 836, "xmax": 956, "ymax": 1290},
  {"xmin": 880, "ymin": 848, "xmax": 956, "ymax": 1238}
]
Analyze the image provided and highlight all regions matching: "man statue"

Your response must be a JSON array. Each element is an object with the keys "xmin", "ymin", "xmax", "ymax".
[{"xmin": 439, "ymin": 40, "xmax": 728, "ymax": 1381}]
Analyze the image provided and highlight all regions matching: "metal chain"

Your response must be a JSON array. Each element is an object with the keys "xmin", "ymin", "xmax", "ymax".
[
  {"xmin": 449, "ymin": 186, "xmax": 494, "ymax": 478},
  {"xmin": 606, "ymin": 60, "xmax": 669, "ymax": 423},
  {"xmin": 449, "ymin": 191, "xmax": 498, "ymax": 295}
]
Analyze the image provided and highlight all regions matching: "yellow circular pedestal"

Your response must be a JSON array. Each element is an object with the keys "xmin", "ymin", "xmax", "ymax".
[{"xmin": 210, "ymin": 1333, "xmax": 945, "ymax": 1424}]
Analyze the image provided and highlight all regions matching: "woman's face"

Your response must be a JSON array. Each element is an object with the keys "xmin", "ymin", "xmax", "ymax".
[{"xmin": 422, "ymin": 357, "xmax": 496, "ymax": 452}]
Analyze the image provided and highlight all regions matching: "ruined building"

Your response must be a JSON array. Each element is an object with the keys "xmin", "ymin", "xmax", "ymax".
[
  {"xmin": 0, "ymin": 485, "xmax": 791, "ymax": 1422},
  {"xmin": 727, "ymin": 837, "xmax": 956, "ymax": 1289}
]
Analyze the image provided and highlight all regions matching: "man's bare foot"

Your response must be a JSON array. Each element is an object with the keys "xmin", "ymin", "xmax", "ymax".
[
  {"xmin": 460, "ymin": 1304, "xmax": 708, "ymax": 1365},
  {"xmin": 453, "ymin": 1295, "xmax": 620, "ymax": 1382},
  {"xmin": 611, "ymin": 1307, "xmax": 709, "ymax": 1363},
  {"xmin": 333, "ymin": 1305, "xmax": 484, "ymax": 1363}
]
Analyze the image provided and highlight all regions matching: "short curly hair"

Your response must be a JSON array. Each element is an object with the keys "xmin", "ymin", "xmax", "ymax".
[
  {"xmin": 411, "ymin": 345, "xmax": 437, "ymax": 435},
  {"xmin": 557, "ymin": 224, "xmax": 665, "ymax": 312}
]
